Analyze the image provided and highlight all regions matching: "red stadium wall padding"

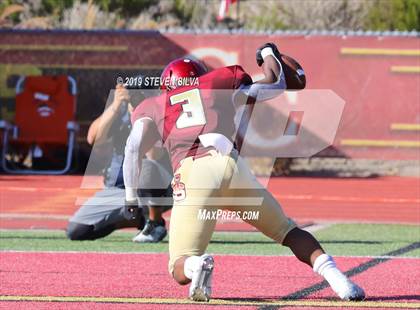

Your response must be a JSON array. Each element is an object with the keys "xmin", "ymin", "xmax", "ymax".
[
  {"xmin": 170, "ymin": 34, "xmax": 420, "ymax": 160},
  {"xmin": 0, "ymin": 30, "xmax": 419, "ymax": 160}
]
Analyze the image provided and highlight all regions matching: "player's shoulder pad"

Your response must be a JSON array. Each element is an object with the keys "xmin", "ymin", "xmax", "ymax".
[
  {"xmin": 228, "ymin": 65, "xmax": 253, "ymax": 87},
  {"xmin": 219, "ymin": 65, "xmax": 251, "ymax": 80},
  {"xmin": 223, "ymin": 65, "xmax": 245, "ymax": 73}
]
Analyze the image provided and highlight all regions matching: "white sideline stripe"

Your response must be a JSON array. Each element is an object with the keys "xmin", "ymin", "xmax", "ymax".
[
  {"xmin": 0, "ymin": 249, "xmax": 419, "ymax": 259},
  {"xmin": 303, "ymin": 223, "xmax": 331, "ymax": 232},
  {"xmin": 0, "ymin": 213, "xmax": 70, "ymax": 220}
]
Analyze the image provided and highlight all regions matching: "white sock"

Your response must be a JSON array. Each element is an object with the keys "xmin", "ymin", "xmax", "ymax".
[
  {"xmin": 313, "ymin": 254, "xmax": 350, "ymax": 295},
  {"xmin": 184, "ymin": 256, "xmax": 201, "ymax": 280}
]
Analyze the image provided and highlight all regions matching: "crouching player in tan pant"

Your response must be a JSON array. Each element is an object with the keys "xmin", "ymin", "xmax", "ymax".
[{"xmin": 123, "ymin": 43, "xmax": 365, "ymax": 302}]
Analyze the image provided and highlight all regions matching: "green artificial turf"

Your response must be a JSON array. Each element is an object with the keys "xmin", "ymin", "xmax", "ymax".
[{"xmin": 0, "ymin": 223, "xmax": 419, "ymax": 257}]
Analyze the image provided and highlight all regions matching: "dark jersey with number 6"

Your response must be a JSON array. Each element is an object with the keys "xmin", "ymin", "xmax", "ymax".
[{"xmin": 131, "ymin": 65, "xmax": 252, "ymax": 170}]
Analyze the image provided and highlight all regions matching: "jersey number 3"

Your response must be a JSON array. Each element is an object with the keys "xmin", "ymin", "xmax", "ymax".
[{"xmin": 169, "ymin": 88, "xmax": 207, "ymax": 129}]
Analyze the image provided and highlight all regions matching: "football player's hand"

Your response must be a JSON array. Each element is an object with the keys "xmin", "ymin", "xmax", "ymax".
[
  {"xmin": 123, "ymin": 199, "xmax": 142, "ymax": 221},
  {"xmin": 256, "ymin": 42, "xmax": 281, "ymax": 67}
]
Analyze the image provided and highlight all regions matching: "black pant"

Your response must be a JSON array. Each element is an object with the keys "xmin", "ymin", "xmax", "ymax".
[
  {"xmin": 66, "ymin": 222, "xmax": 117, "ymax": 240},
  {"xmin": 66, "ymin": 205, "xmax": 142, "ymax": 241}
]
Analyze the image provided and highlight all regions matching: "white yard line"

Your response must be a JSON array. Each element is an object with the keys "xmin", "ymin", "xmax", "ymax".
[{"xmin": 0, "ymin": 250, "xmax": 418, "ymax": 259}]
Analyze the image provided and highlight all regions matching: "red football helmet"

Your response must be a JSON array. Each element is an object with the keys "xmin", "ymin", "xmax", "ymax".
[{"xmin": 160, "ymin": 58, "xmax": 207, "ymax": 91}]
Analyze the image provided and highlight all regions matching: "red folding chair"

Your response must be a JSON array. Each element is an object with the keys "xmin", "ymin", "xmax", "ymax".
[{"xmin": 0, "ymin": 75, "xmax": 78, "ymax": 174}]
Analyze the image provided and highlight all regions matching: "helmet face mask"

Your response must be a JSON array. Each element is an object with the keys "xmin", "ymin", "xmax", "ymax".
[{"xmin": 160, "ymin": 58, "xmax": 207, "ymax": 91}]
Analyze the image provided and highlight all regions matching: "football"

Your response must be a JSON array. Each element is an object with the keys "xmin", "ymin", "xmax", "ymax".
[{"xmin": 280, "ymin": 54, "xmax": 306, "ymax": 90}]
